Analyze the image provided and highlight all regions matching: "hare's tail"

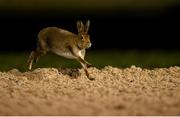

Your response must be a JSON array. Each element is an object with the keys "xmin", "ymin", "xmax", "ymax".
[{"xmin": 27, "ymin": 51, "xmax": 36, "ymax": 70}]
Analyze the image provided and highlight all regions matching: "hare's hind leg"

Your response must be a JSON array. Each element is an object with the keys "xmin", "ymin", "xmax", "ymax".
[
  {"xmin": 27, "ymin": 51, "xmax": 36, "ymax": 70},
  {"xmin": 27, "ymin": 35, "xmax": 50, "ymax": 70},
  {"xmin": 27, "ymin": 47, "xmax": 48, "ymax": 70}
]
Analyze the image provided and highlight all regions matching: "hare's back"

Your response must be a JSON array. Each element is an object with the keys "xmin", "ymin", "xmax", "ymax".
[
  {"xmin": 40, "ymin": 27, "xmax": 75, "ymax": 40},
  {"xmin": 39, "ymin": 27, "xmax": 76, "ymax": 47}
]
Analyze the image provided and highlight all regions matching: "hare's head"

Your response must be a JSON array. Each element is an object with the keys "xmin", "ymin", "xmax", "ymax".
[{"xmin": 77, "ymin": 20, "xmax": 91, "ymax": 49}]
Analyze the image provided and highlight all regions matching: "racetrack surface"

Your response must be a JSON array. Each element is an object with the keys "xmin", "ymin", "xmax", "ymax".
[{"xmin": 0, "ymin": 66, "xmax": 180, "ymax": 115}]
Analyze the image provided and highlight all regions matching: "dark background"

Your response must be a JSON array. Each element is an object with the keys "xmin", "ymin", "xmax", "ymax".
[{"xmin": 0, "ymin": 0, "xmax": 179, "ymax": 52}]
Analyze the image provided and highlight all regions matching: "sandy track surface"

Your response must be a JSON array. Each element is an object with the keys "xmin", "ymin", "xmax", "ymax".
[{"xmin": 0, "ymin": 66, "xmax": 180, "ymax": 115}]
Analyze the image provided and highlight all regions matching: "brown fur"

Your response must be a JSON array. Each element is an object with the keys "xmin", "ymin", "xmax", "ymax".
[{"xmin": 27, "ymin": 20, "xmax": 94, "ymax": 80}]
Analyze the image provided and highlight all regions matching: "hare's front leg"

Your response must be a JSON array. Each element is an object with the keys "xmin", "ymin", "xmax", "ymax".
[
  {"xmin": 68, "ymin": 46, "xmax": 94, "ymax": 80},
  {"xmin": 77, "ymin": 57, "xmax": 94, "ymax": 80},
  {"xmin": 85, "ymin": 61, "xmax": 92, "ymax": 68},
  {"xmin": 79, "ymin": 49, "xmax": 92, "ymax": 68},
  {"xmin": 78, "ymin": 57, "xmax": 92, "ymax": 68}
]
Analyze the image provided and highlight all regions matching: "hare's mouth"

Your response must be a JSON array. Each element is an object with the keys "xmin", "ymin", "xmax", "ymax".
[{"xmin": 86, "ymin": 43, "xmax": 92, "ymax": 49}]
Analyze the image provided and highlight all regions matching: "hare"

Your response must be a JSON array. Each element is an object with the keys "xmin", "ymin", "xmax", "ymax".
[{"xmin": 27, "ymin": 20, "xmax": 94, "ymax": 80}]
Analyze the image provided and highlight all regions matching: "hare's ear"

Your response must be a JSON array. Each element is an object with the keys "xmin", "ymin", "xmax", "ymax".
[
  {"xmin": 77, "ymin": 20, "xmax": 84, "ymax": 33},
  {"xmin": 85, "ymin": 20, "xmax": 90, "ymax": 33}
]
